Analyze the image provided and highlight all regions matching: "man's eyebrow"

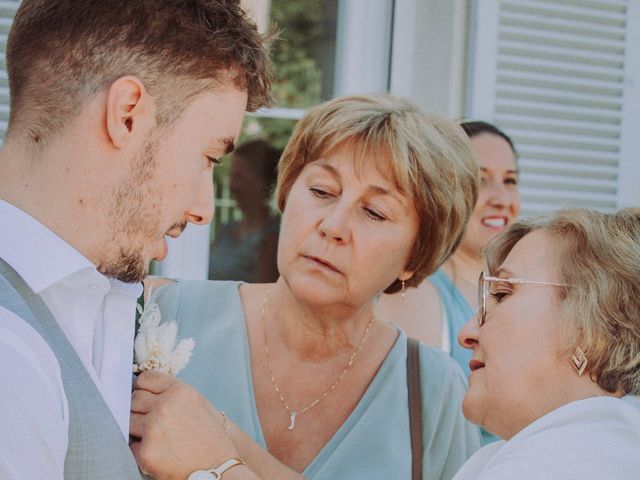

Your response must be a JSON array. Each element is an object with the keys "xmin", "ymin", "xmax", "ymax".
[{"xmin": 219, "ymin": 136, "xmax": 236, "ymax": 155}]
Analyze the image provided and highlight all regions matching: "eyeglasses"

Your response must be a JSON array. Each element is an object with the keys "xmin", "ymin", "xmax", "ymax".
[{"xmin": 477, "ymin": 271, "xmax": 567, "ymax": 326}]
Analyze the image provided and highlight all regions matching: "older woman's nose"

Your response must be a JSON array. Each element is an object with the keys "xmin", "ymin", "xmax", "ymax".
[
  {"xmin": 458, "ymin": 315, "xmax": 480, "ymax": 350},
  {"xmin": 318, "ymin": 205, "xmax": 351, "ymax": 243}
]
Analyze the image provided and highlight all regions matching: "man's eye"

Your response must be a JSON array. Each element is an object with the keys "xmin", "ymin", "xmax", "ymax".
[{"xmin": 207, "ymin": 156, "xmax": 222, "ymax": 167}]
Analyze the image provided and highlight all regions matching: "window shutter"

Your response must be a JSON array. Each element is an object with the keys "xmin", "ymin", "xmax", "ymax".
[
  {"xmin": 0, "ymin": 1, "xmax": 18, "ymax": 145},
  {"xmin": 468, "ymin": 0, "xmax": 640, "ymax": 217}
]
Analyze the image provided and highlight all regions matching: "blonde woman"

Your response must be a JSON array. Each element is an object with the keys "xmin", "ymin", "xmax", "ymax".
[
  {"xmin": 454, "ymin": 208, "xmax": 640, "ymax": 479},
  {"xmin": 131, "ymin": 94, "xmax": 481, "ymax": 480}
]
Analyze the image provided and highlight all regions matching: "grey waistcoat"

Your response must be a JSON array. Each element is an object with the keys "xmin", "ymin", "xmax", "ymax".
[{"xmin": 0, "ymin": 259, "xmax": 141, "ymax": 479}]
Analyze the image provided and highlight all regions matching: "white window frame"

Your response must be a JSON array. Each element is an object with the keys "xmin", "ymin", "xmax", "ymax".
[{"xmin": 390, "ymin": 0, "xmax": 469, "ymax": 118}]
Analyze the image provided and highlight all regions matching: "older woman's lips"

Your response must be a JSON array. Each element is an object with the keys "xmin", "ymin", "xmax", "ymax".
[
  {"xmin": 305, "ymin": 256, "xmax": 341, "ymax": 274},
  {"xmin": 469, "ymin": 359, "xmax": 485, "ymax": 371}
]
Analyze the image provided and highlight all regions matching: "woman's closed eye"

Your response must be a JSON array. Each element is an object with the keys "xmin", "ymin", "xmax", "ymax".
[
  {"xmin": 489, "ymin": 287, "xmax": 512, "ymax": 303},
  {"xmin": 310, "ymin": 187, "xmax": 334, "ymax": 199},
  {"xmin": 364, "ymin": 206, "xmax": 386, "ymax": 221}
]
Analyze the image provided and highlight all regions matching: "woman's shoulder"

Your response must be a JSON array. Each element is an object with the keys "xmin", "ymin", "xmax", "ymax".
[
  {"xmin": 149, "ymin": 278, "xmax": 241, "ymax": 297},
  {"xmin": 147, "ymin": 279, "xmax": 243, "ymax": 324}
]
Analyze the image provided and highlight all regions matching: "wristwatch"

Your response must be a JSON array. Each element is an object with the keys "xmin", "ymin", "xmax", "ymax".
[{"xmin": 188, "ymin": 458, "xmax": 245, "ymax": 480}]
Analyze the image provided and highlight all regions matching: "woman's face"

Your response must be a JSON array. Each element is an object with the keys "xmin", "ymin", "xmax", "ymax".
[
  {"xmin": 457, "ymin": 230, "xmax": 576, "ymax": 439},
  {"xmin": 460, "ymin": 133, "xmax": 520, "ymax": 256},
  {"xmin": 277, "ymin": 147, "xmax": 419, "ymax": 308}
]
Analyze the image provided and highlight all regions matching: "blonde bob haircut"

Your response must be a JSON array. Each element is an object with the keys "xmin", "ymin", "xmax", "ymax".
[
  {"xmin": 276, "ymin": 94, "xmax": 479, "ymax": 294},
  {"xmin": 485, "ymin": 208, "xmax": 640, "ymax": 395}
]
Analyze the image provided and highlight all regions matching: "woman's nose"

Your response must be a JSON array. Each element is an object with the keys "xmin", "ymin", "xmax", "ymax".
[
  {"xmin": 318, "ymin": 204, "xmax": 351, "ymax": 243},
  {"xmin": 458, "ymin": 315, "xmax": 480, "ymax": 350}
]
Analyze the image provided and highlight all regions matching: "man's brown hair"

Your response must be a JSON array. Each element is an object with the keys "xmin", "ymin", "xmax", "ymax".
[{"xmin": 6, "ymin": 0, "xmax": 273, "ymax": 145}]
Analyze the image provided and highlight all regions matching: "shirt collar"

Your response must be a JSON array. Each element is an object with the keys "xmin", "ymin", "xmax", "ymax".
[{"xmin": 0, "ymin": 199, "xmax": 102, "ymax": 293}]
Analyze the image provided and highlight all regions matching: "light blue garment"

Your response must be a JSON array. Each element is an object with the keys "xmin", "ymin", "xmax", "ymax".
[
  {"xmin": 152, "ymin": 280, "xmax": 481, "ymax": 480},
  {"xmin": 428, "ymin": 269, "xmax": 474, "ymax": 376},
  {"xmin": 429, "ymin": 269, "xmax": 500, "ymax": 446}
]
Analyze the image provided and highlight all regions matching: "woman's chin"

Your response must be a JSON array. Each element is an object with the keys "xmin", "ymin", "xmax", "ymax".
[
  {"xmin": 284, "ymin": 277, "xmax": 343, "ymax": 307},
  {"xmin": 461, "ymin": 390, "xmax": 486, "ymax": 427}
]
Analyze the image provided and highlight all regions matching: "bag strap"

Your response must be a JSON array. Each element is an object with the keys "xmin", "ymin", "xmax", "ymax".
[{"xmin": 407, "ymin": 336, "xmax": 423, "ymax": 480}]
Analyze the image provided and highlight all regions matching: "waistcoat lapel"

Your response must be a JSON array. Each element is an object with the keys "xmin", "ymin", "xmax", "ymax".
[{"xmin": 0, "ymin": 259, "xmax": 141, "ymax": 479}]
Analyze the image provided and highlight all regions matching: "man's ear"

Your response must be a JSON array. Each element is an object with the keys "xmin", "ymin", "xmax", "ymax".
[{"xmin": 105, "ymin": 76, "xmax": 153, "ymax": 149}]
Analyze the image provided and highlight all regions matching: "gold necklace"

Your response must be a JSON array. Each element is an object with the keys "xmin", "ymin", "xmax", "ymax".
[{"xmin": 261, "ymin": 287, "xmax": 374, "ymax": 431}]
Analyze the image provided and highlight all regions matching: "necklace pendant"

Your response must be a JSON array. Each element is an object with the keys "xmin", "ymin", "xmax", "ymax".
[{"xmin": 287, "ymin": 412, "xmax": 297, "ymax": 431}]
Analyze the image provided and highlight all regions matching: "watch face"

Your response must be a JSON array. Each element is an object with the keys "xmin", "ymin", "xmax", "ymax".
[{"xmin": 187, "ymin": 471, "xmax": 214, "ymax": 480}]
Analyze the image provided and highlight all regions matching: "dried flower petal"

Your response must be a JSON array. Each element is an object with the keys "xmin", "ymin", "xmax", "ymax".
[{"xmin": 132, "ymin": 300, "xmax": 195, "ymax": 375}]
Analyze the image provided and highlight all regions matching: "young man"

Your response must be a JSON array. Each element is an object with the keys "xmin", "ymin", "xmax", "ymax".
[{"xmin": 0, "ymin": 1, "xmax": 272, "ymax": 478}]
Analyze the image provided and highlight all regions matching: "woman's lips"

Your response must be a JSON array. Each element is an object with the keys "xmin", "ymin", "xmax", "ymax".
[
  {"xmin": 481, "ymin": 216, "xmax": 508, "ymax": 229},
  {"xmin": 469, "ymin": 359, "xmax": 485, "ymax": 371},
  {"xmin": 305, "ymin": 255, "xmax": 341, "ymax": 274}
]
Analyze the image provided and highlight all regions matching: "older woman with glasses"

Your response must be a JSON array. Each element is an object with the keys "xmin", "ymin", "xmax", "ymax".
[{"xmin": 453, "ymin": 208, "xmax": 640, "ymax": 480}]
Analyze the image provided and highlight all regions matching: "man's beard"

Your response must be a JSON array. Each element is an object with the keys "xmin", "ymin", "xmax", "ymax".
[
  {"xmin": 99, "ymin": 247, "xmax": 148, "ymax": 283},
  {"xmin": 98, "ymin": 137, "xmax": 160, "ymax": 283}
]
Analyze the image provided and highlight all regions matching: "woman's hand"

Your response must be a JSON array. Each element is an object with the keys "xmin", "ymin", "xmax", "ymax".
[{"xmin": 130, "ymin": 370, "xmax": 248, "ymax": 479}]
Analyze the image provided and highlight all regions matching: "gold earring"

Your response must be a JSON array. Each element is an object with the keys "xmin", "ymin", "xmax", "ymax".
[
  {"xmin": 571, "ymin": 346, "xmax": 588, "ymax": 376},
  {"xmin": 401, "ymin": 280, "xmax": 406, "ymax": 300}
]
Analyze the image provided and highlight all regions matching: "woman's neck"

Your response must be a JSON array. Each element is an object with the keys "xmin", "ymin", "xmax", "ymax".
[
  {"xmin": 442, "ymin": 246, "xmax": 486, "ymax": 308},
  {"xmin": 264, "ymin": 279, "xmax": 378, "ymax": 363},
  {"xmin": 448, "ymin": 246, "xmax": 485, "ymax": 286}
]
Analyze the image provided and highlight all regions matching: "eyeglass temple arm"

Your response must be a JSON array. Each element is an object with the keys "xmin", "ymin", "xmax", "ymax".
[{"xmin": 483, "ymin": 276, "xmax": 566, "ymax": 287}]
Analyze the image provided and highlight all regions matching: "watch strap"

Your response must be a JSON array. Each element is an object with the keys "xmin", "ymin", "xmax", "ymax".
[{"xmin": 209, "ymin": 458, "xmax": 245, "ymax": 479}]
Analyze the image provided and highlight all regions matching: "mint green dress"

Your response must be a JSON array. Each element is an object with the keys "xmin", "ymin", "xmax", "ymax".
[{"xmin": 152, "ymin": 281, "xmax": 481, "ymax": 480}]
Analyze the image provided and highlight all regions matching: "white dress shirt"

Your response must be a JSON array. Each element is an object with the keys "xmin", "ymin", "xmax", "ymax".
[{"xmin": 0, "ymin": 199, "xmax": 142, "ymax": 480}]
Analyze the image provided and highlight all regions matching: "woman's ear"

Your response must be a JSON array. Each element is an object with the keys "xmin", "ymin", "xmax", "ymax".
[
  {"xmin": 105, "ymin": 76, "xmax": 153, "ymax": 149},
  {"xmin": 398, "ymin": 271, "xmax": 415, "ymax": 283}
]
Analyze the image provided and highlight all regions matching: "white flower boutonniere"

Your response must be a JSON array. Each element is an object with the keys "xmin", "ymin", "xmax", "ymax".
[{"xmin": 133, "ymin": 293, "xmax": 195, "ymax": 376}]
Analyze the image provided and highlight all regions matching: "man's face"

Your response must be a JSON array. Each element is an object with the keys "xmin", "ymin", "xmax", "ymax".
[{"xmin": 98, "ymin": 85, "xmax": 248, "ymax": 282}]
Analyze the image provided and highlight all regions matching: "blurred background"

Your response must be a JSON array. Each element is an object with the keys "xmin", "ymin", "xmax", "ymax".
[{"xmin": 1, "ymin": 0, "xmax": 637, "ymax": 279}]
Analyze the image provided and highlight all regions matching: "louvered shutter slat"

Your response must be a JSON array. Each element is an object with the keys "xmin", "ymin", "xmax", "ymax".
[{"xmin": 469, "ymin": 0, "xmax": 638, "ymax": 216}]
